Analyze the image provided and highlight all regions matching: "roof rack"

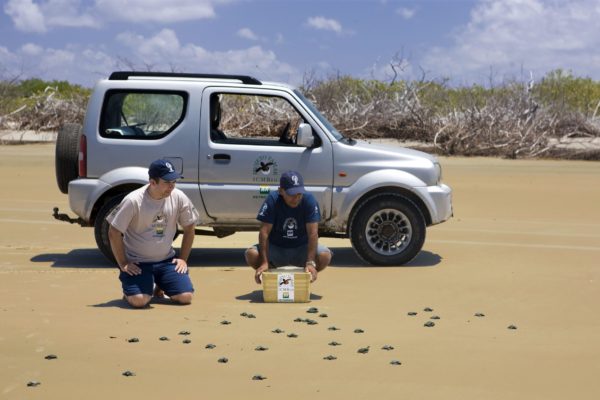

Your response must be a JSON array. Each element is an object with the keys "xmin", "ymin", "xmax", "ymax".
[{"xmin": 109, "ymin": 71, "xmax": 262, "ymax": 85}]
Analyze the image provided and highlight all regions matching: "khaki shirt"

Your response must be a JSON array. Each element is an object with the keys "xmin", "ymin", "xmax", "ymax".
[{"xmin": 107, "ymin": 185, "xmax": 199, "ymax": 263}]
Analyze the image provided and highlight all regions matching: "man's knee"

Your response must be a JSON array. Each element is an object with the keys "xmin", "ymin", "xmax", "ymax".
[
  {"xmin": 171, "ymin": 292, "xmax": 193, "ymax": 305},
  {"xmin": 126, "ymin": 294, "xmax": 151, "ymax": 308},
  {"xmin": 317, "ymin": 249, "xmax": 332, "ymax": 270},
  {"xmin": 245, "ymin": 247, "xmax": 260, "ymax": 268}
]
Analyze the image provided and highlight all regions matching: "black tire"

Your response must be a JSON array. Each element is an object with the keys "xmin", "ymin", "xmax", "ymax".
[
  {"xmin": 94, "ymin": 195, "xmax": 125, "ymax": 264},
  {"xmin": 349, "ymin": 194, "xmax": 426, "ymax": 266},
  {"xmin": 55, "ymin": 123, "xmax": 82, "ymax": 194}
]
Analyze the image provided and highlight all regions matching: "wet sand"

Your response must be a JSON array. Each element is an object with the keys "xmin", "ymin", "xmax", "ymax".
[{"xmin": 1, "ymin": 144, "xmax": 599, "ymax": 399}]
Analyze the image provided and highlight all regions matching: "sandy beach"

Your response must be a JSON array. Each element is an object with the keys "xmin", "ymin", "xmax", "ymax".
[{"xmin": 1, "ymin": 143, "xmax": 599, "ymax": 399}]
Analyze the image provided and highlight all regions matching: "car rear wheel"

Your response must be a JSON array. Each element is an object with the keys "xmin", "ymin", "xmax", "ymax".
[
  {"xmin": 350, "ymin": 194, "xmax": 426, "ymax": 266},
  {"xmin": 55, "ymin": 123, "xmax": 82, "ymax": 194},
  {"xmin": 94, "ymin": 195, "xmax": 125, "ymax": 264}
]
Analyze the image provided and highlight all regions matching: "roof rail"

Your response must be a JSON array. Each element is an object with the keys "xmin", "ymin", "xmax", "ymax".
[{"xmin": 109, "ymin": 71, "xmax": 262, "ymax": 85}]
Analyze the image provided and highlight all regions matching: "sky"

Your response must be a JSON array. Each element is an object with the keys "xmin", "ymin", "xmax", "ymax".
[{"xmin": 1, "ymin": 0, "xmax": 600, "ymax": 88}]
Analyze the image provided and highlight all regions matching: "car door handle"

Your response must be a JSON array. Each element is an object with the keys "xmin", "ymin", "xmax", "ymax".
[{"xmin": 213, "ymin": 153, "xmax": 231, "ymax": 163}]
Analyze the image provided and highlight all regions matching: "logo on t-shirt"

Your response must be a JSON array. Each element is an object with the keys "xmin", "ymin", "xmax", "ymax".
[
  {"xmin": 283, "ymin": 217, "xmax": 298, "ymax": 239},
  {"xmin": 152, "ymin": 213, "xmax": 167, "ymax": 237}
]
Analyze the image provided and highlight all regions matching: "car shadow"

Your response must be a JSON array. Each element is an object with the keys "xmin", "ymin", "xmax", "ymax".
[{"xmin": 32, "ymin": 247, "xmax": 441, "ymax": 269}]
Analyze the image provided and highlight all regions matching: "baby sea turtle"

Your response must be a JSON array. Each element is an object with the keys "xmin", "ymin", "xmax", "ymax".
[
  {"xmin": 328, "ymin": 341, "xmax": 342, "ymax": 346},
  {"xmin": 159, "ymin": 336, "xmax": 170, "ymax": 341},
  {"xmin": 319, "ymin": 313, "xmax": 328, "ymax": 318},
  {"xmin": 44, "ymin": 354, "xmax": 58, "ymax": 360},
  {"xmin": 508, "ymin": 325, "xmax": 518, "ymax": 330},
  {"xmin": 218, "ymin": 357, "xmax": 229, "ymax": 363},
  {"xmin": 178, "ymin": 330, "xmax": 191, "ymax": 335},
  {"xmin": 271, "ymin": 328, "xmax": 284, "ymax": 334},
  {"xmin": 357, "ymin": 346, "xmax": 370, "ymax": 354},
  {"xmin": 182, "ymin": 339, "xmax": 192, "ymax": 344},
  {"xmin": 354, "ymin": 328, "xmax": 365, "ymax": 333},
  {"xmin": 475, "ymin": 313, "xmax": 486, "ymax": 317},
  {"xmin": 390, "ymin": 360, "xmax": 402, "ymax": 366},
  {"xmin": 252, "ymin": 375, "xmax": 267, "ymax": 380},
  {"xmin": 247, "ymin": 314, "xmax": 256, "ymax": 319},
  {"xmin": 122, "ymin": 370, "xmax": 136, "ymax": 377},
  {"xmin": 220, "ymin": 320, "xmax": 231, "ymax": 325},
  {"xmin": 127, "ymin": 337, "xmax": 139, "ymax": 343},
  {"xmin": 424, "ymin": 321, "xmax": 435, "ymax": 327},
  {"xmin": 294, "ymin": 317, "xmax": 304, "ymax": 322},
  {"xmin": 323, "ymin": 355, "xmax": 337, "ymax": 360},
  {"xmin": 240, "ymin": 312, "xmax": 248, "ymax": 317},
  {"xmin": 407, "ymin": 311, "xmax": 418, "ymax": 316},
  {"xmin": 430, "ymin": 315, "xmax": 441, "ymax": 320},
  {"xmin": 287, "ymin": 333, "xmax": 298, "ymax": 338},
  {"xmin": 205, "ymin": 343, "xmax": 216, "ymax": 349},
  {"xmin": 424, "ymin": 307, "xmax": 434, "ymax": 312},
  {"xmin": 328, "ymin": 326, "xmax": 340, "ymax": 331},
  {"xmin": 307, "ymin": 307, "xmax": 319, "ymax": 313},
  {"xmin": 27, "ymin": 381, "xmax": 41, "ymax": 387},
  {"xmin": 306, "ymin": 319, "xmax": 318, "ymax": 325},
  {"xmin": 255, "ymin": 346, "xmax": 269, "ymax": 351},
  {"xmin": 381, "ymin": 345, "xmax": 394, "ymax": 351}
]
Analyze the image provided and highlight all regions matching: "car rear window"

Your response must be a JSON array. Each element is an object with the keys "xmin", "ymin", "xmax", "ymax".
[{"xmin": 100, "ymin": 90, "xmax": 187, "ymax": 139}]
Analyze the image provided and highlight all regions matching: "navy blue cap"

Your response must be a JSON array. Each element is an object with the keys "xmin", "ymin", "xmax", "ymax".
[
  {"xmin": 148, "ymin": 159, "xmax": 182, "ymax": 181},
  {"xmin": 280, "ymin": 170, "xmax": 305, "ymax": 195}
]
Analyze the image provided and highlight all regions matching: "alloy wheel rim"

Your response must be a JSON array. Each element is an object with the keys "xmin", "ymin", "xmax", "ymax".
[{"xmin": 365, "ymin": 208, "xmax": 412, "ymax": 255}]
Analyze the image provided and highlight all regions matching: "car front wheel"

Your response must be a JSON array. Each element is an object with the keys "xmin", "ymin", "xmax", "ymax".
[{"xmin": 350, "ymin": 194, "xmax": 426, "ymax": 266}]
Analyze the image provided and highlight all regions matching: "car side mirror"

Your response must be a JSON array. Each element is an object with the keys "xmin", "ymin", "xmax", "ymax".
[{"xmin": 296, "ymin": 123, "xmax": 314, "ymax": 147}]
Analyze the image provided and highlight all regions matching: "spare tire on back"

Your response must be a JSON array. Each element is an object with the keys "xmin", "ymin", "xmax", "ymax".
[{"xmin": 55, "ymin": 123, "xmax": 82, "ymax": 194}]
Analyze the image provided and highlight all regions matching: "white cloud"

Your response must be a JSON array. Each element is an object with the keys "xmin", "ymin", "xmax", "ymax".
[
  {"xmin": 238, "ymin": 28, "xmax": 259, "ymax": 41},
  {"xmin": 95, "ymin": 0, "xmax": 219, "ymax": 23},
  {"xmin": 4, "ymin": 0, "xmax": 47, "ymax": 33},
  {"xmin": 396, "ymin": 7, "xmax": 415, "ymax": 20},
  {"xmin": 421, "ymin": 0, "xmax": 600, "ymax": 83},
  {"xmin": 306, "ymin": 16, "xmax": 343, "ymax": 34},
  {"xmin": 21, "ymin": 43, "xmax": 44, "ymax": 56}
]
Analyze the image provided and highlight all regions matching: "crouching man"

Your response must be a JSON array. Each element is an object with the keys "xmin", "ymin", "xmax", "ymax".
[{"xmin": 108, "ymin": 159, "xmax": 199, "ymax": 308}]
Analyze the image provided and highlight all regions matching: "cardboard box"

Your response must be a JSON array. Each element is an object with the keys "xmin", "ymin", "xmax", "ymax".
[{"xmin": 262, "ymin": 267, "xmax": 311, "ymax": 303}]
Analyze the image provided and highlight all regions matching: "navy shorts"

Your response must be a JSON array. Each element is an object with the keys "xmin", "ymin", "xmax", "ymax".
[
  {"xmin": 119, "ymin": 258, "xmax": 194, "ymax": 297},
  {"xmin": 252, "ymin": 243, "xmax": 331, "ymax": 268}
]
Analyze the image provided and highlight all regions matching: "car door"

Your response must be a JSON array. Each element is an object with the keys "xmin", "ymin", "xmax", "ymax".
[{"xmin": 198, "ymin": 87, "xmax": 334, "ymax": 224}]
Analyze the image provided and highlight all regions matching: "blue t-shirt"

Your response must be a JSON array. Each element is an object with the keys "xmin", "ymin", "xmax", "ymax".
[{"xmin": 257, "ymin": 192, "xmax": 321, "ymax": 248}]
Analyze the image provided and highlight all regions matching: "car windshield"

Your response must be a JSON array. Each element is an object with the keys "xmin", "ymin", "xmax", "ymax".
[{"xmin": 294, "ymin": 89, "xmax": 344, "ymax": 141}]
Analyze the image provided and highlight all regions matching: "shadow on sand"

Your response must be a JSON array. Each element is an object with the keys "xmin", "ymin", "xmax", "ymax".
[
  {"xmin": 236, "ymin": 290, "xmax": 323, "ymax": 303},
  {"xmin": 32, "ymin": 247, "xmax": 441, "ymax": 269}
]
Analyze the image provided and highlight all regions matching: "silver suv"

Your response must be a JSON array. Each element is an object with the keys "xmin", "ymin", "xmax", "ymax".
[{"xmin": 54, "ymin": 71, "xmax": 452, "ymax": 265}]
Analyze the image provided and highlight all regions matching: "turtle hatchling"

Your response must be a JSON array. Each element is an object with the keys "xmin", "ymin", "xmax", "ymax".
[
  {"xmin": 354, "ymin": 328, "xmax": 365, "ymax": 333},
  {"xmin": 307, "ymin": 307, "xmax": 319, "ymax": 314},
  {"xmin": 205, "ymin": 343, "xmax": 216, "ymax": 349},
  {"xmin": 357, "ymin": 346, "xmax": 370, "ymax": 354},
  {"xmin": 306, "ymin": 319, "xmax": 318, "ymax": 325},
  {"xmin": 287, "ymin": 333, "xmax": 298, "ymax": 338},
  {"xmin": 218, "ymin": 357, "xmax": 229, "ymax": 363},
  {"xmin": 240, "ymin": 312, "xmax": 248, "ymax": 317},
  {"xmin": 319, "ymin": 313, "xmax": 328, "ymax": 318},
  {"xmin": 122, "ymin": 370, "xmax": 136, "ymax": 377},
  {"xmin": 323, "ymin": 355, "xmax": 337, "ymax": 360},
  {"xmin": 27, "ymin": 381, "xmax": 41, "ymax": 387},
  {"xmin": 252, "ymin": 375, "xmax": 267, "ymax": 380},
  {"xmin": 381, "ymin": 345, "xmax": 394, "ymax": 351},
  {"xmin": 159, "ymin": 336, "xmax": 170, "ymax": 341},
  {"xmin": 44, "ymin": 354, "xmax": 58, "ymax": 360},
  {"xmin": 328, "ymin": 341, "xmax": 341, "ymax": 346},
  {"xmin": 127, "ymin": 337, "xmax": 139, "ymax": 343},
  {"xmin": 424, "ymin": 307, "xmax": 434, "ymax": 312},
  {"xmin": 390, "ymin": 360, "xmax": 402, "ymax": 366},
  {"xmin": 508, "ymin": 325, "xmax": 518, "ymax": 330},
  {"xmin": 220, "ymin": 320, "xmax": 231, "ymax": 325},
  {"xmin": 179, "ymin": 330, "xmax": 191, "ymax": 335},
  {"xmin": 475, "ymin": 313, "xmax": 485, "ymax": 317},
  {"xmin": 424, "ymin": 321, "xmax": 435, "ymax": 327},
  {"xmin": 407, "ymin": 312, "xmax": 418, "ymax": 316},
  {"xmin": 182, "ymin": 339, "xmax": 192, "ymax": 344},
  {"xmin": 431, "ymin": 315, "xmax": 441, "ymax": 320},
  {"xmin": 255, "ymin": 346, "xmax": 269, "ymax": 351},
  {"xmin": 328, "ymin": 326, "xmax": 340, "ymax": 331},
  {"xmin": 247, "ymin": 314, "xmax": 256, "ymax": 318},
  {"xmin": 294, "ymin": 317, "xmax": 304, "ymax": 322},
  {"xmin": 271, "ymin": 328, "xmax": 284, "ymax": 334}
]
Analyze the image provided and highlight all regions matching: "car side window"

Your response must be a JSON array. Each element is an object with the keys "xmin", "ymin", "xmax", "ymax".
[
  {"xmin": 211, "ymin": 93, "xmax": 315, "ymax": 146},
  {"xmin": 100, "ymin": 90, "xmax": 187, "ymax": 139}
]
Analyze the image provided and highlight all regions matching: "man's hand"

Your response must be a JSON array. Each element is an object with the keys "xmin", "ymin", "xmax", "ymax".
[
  {"xmin": 172, "ymin": 258, "xmax": 188, "ymax": 274},
  {"xmin": 255, "ymin": 263, "xmax": 269, "ymax": 284},
  {"xmin": 120, "ymin": 262, "xmax": 141, "ymax": 276},
  {"xmin": 305, "ymin": 263, "xmax": 318, "ymax": 282}
]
